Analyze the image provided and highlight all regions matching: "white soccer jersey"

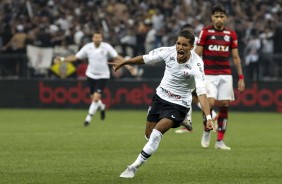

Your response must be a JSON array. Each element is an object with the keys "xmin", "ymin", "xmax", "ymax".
[
  {"xmin": 76, "ymin": 42, "xmax": 118, "ymax": 79},
  {"xmin": 143, "ymin": 46, "xmax": 206, "ymax": 108}
]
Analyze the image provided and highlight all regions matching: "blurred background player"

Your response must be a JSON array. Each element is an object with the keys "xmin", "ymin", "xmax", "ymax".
[
  {"xmin": 195, "ymin": 3, "xmax": 245, "ymax": 150},
  {"xmin": 175, "ymin": 24, "xmax": 218, "ymax": 134},
  {"xmin": 54, "ymin": 28, "xmax": 138, "ymax": 126},
  {"xmin": 109, "ymin": 30, "xmax": 215, "ymax": 178}
]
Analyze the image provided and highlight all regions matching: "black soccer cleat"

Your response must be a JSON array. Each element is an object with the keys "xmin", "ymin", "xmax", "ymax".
[{"xmin": 84, "ymin": 121, "xmax": 90, "ymax": 127}]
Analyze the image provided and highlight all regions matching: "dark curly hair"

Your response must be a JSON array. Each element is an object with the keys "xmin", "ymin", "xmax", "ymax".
[
  {"xmin": 178, "ymin": 30, "xmax": 195, "ymax": 46},
  {"xmin": 212, "ymin": 3, "xmax": 226, "ymax": 15}
]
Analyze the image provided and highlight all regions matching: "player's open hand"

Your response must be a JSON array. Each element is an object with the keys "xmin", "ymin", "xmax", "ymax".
[
  {"xmin": 238, "ymin": 79, "xmax": 245, "ymax": 93},
  {"xmin": 206, "ymin": 119, "xmax": 216, "ymax": 132},
  {"xmin": 108, "ymin": 61, "xmax": 124, "ymax": 72}
]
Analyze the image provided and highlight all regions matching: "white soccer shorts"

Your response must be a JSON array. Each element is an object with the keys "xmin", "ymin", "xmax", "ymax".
[{"xmin": 205, "ymin": 75, "xmax": 235, "ymax": 101}]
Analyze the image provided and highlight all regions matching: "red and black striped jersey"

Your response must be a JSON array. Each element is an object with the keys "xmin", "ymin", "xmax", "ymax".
[{"xmin": 197, "ymin": 25, "xmax": 238, "ymax": 75}]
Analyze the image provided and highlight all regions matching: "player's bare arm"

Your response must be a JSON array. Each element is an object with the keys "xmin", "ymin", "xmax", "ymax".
[
  {"xmin": 109, "ymin": 55, "xmax": 144, "ymax": 72},
  {"xmin": 54, "ymin": 55, "xmax": 78, "ymax": 64},
  {"xmin": 231, "ymin": 48, "xmax": 245, "ymax": 93},
  {"xmin": 198, "ymin": 94, "xmax": 216, "ymax": 132},
  {"xmin": 195, "ymin": 45, "xmax": 204, "ymax": 57},
  {"xmin": 114, "ymin": 55, "xmax": 139, "ymax": 77}
]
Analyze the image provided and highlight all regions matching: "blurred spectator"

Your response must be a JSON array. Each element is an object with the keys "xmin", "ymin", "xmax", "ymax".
[
  {"xmin": 0, "ymin": 24, "xmax": 27, "ymax": 77},
  {"xmin": 244, "ymin": 32, "xmax": 261, "ymax": 81},
  {"xmin": 1, "ymin": 24, "xmax": 27, "ymax": 53},
  {"xmin": 136, "ymin": 20, "xmax": 149, "ymax": 55},
  {"xmin": 259, "ymin": 26, "xmax": 277, "ymax": 80},
  {"xmin": 144, "ymin": 19, "xmax": 156, "ymax": 53},
  {"xmin": 120, "ymin": 29, "xmax": 136, "ymax": 57},
  {"xmin": 0, "ymin": 0, "xmax": 281, "ymax": 80}
]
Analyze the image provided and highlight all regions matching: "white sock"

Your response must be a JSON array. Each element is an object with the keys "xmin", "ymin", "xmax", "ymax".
[
  {"xmin": 131, "ymin": 129, "xmax": 162, "ymax": 168},
  {"xmin": 98, "ymin": 99, "xmax": 105, "ymax": 110},
  {"xmin": 85, "ymin": 102, "xmax": 99, "ymax": 122}
]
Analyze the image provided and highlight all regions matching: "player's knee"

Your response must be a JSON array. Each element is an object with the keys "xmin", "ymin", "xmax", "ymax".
[
  {"xmin": 92, "ymin": 95, "xmax": 100, "ymax": 103},
  {"xmin": 209, "ymin": 102, "xmax": 216, "ymax": 109},
  {"xmin": 208, "ymin": 99, "xmax": 216, "ymax": 108},
  {"xmin": 218, "ymin": 100, "xmax": 230, "ymax": 107},
  {"xmin": 92, "ymin": 92, "xmax": 102, "ymax": 102}
]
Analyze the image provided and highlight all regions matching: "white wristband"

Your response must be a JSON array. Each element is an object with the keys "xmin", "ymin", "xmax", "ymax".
[
  {"xmin": 206, "ymin": 115, "xmax": 212, "ymax": 120},
  {"xmin": 60, "ymin": 57, "xmax": 65, "ymax": 62}
]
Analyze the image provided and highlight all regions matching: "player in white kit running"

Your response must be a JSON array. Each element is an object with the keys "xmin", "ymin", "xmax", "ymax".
[
  {"xmin": 109, "ymin": 30, "xmax": 216, "ymax": 178},
  {"xmin": 54, "ymin": 29, "xmax": 138, "ymax": 126}
]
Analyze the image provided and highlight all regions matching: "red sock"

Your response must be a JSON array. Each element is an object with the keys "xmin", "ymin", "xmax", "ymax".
[{"xmin": 217, "ymin": 106, "xmax": 228, "ymax": 141}]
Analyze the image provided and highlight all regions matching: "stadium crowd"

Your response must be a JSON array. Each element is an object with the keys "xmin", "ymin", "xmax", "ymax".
[{"xmin": 0, "ymin": 0, "xmax": 282, "ymax": 80}]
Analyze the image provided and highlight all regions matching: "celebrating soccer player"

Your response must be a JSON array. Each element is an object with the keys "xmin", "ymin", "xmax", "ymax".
[{"xmin": 109, "ymin": 30, "xmax": 216, "ymax": 178}]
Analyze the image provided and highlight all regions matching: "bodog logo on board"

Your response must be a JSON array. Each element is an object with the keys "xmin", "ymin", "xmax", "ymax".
[
  {"xmin": 232, "ymin": 83, "xmax": 282, "ymax": 112},
  {"xmin": 39, "ymin": 81, "xmax": 153, "ymax": 108},
  {"xmin": 38, "ymin": 81, "xmax": 282, "ymax": 111}
]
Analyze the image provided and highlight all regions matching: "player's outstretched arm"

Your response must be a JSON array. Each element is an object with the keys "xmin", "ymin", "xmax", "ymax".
[
  {"xmin": 109, "ymin": 55, "xmax": 144, "ymax": 72},
  {"xmin": 195, "ymin": 45, "xmax": 204, "ymax": 57},
  {"xmin": 116, "ymin": 56, "xmax": 139, "ymax": 76}
]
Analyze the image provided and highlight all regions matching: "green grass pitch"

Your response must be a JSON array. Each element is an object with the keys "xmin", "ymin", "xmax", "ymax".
[{"xmin": 0, "ymin": 109, "xmax": 281, "ymax": 184}]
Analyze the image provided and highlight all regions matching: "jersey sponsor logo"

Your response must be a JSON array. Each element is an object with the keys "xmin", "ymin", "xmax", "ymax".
[
  {"xmin": 160, "ymin": 87, "xmax": 181, "ymax": 99},
  {"xmin": 208, "ymin": 45, "xmax": 229, "ymax": 51},
  {"xmin": 224, "ymin": 35, "xmax": 230, "ymax": 42},
  {"xmin": 223, "ymin": 30, "xmax": 230, "ymax": 34},
  {"xmin": 208, "ymin": 29, "xmax": 215, "ymax": 32}
]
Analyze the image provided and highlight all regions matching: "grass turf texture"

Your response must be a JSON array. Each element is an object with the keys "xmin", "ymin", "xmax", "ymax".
[{"xmin": 0, "ymin": 109, "xmax": 281, "ymax": 184}]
